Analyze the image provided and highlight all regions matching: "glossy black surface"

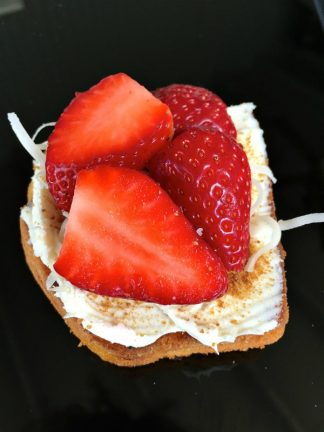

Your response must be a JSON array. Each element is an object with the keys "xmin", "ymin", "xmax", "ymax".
[{"xmin": 1, "ymin": 1, "xmax": 324, "ymax": 431}]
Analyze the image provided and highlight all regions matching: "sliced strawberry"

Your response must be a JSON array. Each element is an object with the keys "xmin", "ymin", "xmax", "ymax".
[
  {"xmin": 54, "ymin": 166, "xmax": 228, "ymax": 305},
  {"xmin": 154, "ymin": 84, "xmax": 236, "ymax": 138},
  {"xmin": 46, "ymin": 73, "xmax": 173, "ymax": 211},
  {"xmin": 148, "ymin": 128, "xmax": 251, "ymax": 271}
]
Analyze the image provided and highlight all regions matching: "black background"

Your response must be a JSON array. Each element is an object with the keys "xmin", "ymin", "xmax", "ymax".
[{"xmin": 0, "ymin": 1, "xmax": 324, "ymax": 431}]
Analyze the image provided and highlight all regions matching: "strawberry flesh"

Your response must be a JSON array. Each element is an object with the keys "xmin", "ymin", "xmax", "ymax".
[
  {"xmin": 154, "ymin": 84, "xmax": 236, "ymax": 138},
  {"xmin": 148, "ymin": 128, "xmax": 251, "ymax": 271},
  {"xmin": 46, "ymin": 73, "xmax": 173, "ymax": 211},
  {"xmin": 54, "ymin": 165, "xmax": 228, "ymax": 305}
]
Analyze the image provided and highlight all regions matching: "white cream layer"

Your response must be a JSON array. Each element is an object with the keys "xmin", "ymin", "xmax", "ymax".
[{"xmin": 21, "ymin": 103, "xmax": 284, "ymax": 350}]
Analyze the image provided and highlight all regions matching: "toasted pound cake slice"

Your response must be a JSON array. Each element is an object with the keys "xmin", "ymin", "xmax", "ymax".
[{"xmin": 18, "ymin": 103, "xmax": 288, "ymax": 366}]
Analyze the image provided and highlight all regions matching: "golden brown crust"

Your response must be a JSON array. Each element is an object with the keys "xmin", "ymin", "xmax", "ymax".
[
  {"xmin": 20, "ymin": 212, "xmax": 288, "ymax": 367},
  {"xmin": 20, "ymin": 175, "xmax": 289, "ymax": 367}
]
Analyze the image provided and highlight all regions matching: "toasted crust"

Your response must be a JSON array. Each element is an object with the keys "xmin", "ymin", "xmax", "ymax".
[{"xmin": 20, "ymin": 179, "xmax": 288, "ymax": 366}]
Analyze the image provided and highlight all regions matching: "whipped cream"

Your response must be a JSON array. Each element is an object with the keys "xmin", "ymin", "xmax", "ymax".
[{"xmin": 21, "ymin": 103, "xmax": 284, "ymax": 350}]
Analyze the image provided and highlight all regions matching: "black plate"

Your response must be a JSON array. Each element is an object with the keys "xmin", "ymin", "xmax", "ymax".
[{"xmin": 0, "ymin": 1, "xmax": 323, "ymax": 431}]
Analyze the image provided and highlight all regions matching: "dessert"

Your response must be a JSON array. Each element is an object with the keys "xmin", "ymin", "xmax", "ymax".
[{"xmin": 10, "ymin": 73, "xmax": 323, "ymax": 366}]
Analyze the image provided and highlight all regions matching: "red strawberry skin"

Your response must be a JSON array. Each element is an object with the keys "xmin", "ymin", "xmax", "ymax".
[
  {"xmin": 148, "ymin": 129, "xmax": 251, "ymax": 271},
  {"xmin": 153, "ymin": 84, "xmax": 236, "ymax": 138},
  {"xmin": 54, "ymin": 165, "xmax": 228, "ymax": 305},
  {"xmin": 46, "ymin": 73, "xmax": 173, "ymax": 211}
]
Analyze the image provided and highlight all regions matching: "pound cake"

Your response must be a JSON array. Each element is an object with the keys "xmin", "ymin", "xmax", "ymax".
[{"xmin": 10, "ymin": 74, "xmax": 293, "ymax": 366}]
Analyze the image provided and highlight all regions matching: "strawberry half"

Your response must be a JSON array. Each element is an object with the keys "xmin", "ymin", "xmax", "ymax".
[
  {"xmin": 54, "ymin": 165, "xmax": 228, "ymax": 305},
  {"xmin": 154, "ymin": 84, "xmax": 236, "ymax": 138},
  {"xmin": 148, "ymin": 128, "xmax": 251, "ymax": 271},
  {"xmin": 46, "ymin": 73, "xmax": 173, "ymax": 211}
]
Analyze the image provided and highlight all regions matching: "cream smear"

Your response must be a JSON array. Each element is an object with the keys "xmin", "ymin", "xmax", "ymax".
[{"xmin": 21, "ymin": 103, "xmax": 284, "ymax": 349}]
